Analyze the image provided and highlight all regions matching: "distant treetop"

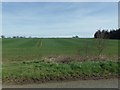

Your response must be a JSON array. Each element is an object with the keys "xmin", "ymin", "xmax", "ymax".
[{"xmin": 94, "ymin": 28, "xmax": 120, "ymax": 39}]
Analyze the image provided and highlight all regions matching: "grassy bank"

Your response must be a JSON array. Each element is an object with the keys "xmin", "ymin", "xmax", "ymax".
[{"xmin": 3, "ymin": 60, "xmax": 119, "ymax": 84}]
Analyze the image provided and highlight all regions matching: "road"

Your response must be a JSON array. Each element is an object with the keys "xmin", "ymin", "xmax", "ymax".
[{"xmin": 3, "ymin": 79, "xmax": 118, "ymax": 88}]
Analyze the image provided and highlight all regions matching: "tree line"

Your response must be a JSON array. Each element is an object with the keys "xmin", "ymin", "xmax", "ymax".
[
  {"xmin": 1, "ymin": 35, "xmax": 31, "ymax": 38},
  {"xmin": 94, "ymin": 28, "xmax": 120, "ymax": 39},
  {"xmin": 1, "ymin": 28, "xmax": 120, "ymax": 39}
]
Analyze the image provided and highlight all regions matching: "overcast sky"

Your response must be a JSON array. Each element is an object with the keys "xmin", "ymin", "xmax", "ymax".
[{"xmin": 2, "ymin": 2, "xmax": 118, "ymax": 38}]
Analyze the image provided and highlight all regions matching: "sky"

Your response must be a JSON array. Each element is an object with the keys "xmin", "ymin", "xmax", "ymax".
[
  {"xmin": 1, "ymin": 0, "xmax": 119, "ymax": 2},
  {"xmin": 0, "ymin": 3, "xmax": 2, "ymax": 36},
  {"xmin": 2, "ymin": 2, "xmax": 118, "ymax": 38}
]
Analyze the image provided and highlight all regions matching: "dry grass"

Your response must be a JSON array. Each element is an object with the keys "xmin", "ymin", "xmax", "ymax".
[{"xmin": 42, "ymin": 55, "xmax": 118, "ymax": 64}]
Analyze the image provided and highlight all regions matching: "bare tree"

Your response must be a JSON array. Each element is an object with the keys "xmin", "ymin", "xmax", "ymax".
[{"xmin": 95, "ymin": 30, "xmax": 107, "ymax": 60}]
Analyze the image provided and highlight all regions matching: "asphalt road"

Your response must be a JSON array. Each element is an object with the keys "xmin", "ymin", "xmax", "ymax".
[{"xmin": 3, "ymin": 78, "xmax": 119, "ymax": 88}]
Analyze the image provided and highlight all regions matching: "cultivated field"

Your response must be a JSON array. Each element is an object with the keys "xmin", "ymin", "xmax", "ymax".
[{"xmin": 2, "ymin": 38, "xmax": 119, "ymax": 84}]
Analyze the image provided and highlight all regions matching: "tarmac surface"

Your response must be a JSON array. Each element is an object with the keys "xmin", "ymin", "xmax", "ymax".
[{"xmin": 3, "ymin": 78, "xmax": 119, "ymax": 88}]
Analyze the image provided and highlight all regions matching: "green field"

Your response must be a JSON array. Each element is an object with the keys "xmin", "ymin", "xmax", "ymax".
[
  {"xmin": 3, "ymin": 38, "xmax": 118, "ymax": 63},
  {"xmin": 2, "ymin": 38, "xmax": 119, "ymax": 84}
]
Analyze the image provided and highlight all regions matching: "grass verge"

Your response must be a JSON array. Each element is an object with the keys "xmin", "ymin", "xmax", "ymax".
[{"xmin": 2, "ymin": 60, "xmax": 119, "ymax": 84}]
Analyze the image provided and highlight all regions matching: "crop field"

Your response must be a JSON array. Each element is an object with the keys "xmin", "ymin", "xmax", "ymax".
[
  {"xmin": 2, "ymin": 38, "xmax": 119, "ymax": 62},
  {"xmin": 2, "ymin": 38, "xmax": 119, "ymax": 84}
]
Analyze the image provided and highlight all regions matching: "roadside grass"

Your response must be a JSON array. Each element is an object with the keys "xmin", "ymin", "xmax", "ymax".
[{"xmin": 2, "ymin": 60, "xmax": 119, "ymax": 84}]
